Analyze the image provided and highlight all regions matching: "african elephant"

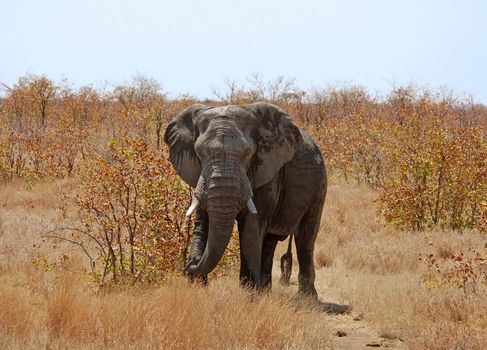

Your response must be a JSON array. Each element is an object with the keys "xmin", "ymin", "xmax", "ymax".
[{"xmin": 164, "ymin": 102, "xmax": 327, "ymax": 297}]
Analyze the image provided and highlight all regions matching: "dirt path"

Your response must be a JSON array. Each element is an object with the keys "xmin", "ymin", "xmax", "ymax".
[
  {"xmin": 280, "ymin": 266, "xmax": 407, "ymax": 350},
  {"xmin": 314, "ymin": 268, "xmax": 406, "ymax": 350}
]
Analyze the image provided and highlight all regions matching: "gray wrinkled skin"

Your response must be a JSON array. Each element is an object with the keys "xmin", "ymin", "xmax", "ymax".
[{"xmin": 164, "ymin": 102, "xmax": 327, "ymax": 297}]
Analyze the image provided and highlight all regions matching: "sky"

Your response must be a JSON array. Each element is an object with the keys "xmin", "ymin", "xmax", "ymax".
[{"xmin": 1, "ymin": 0, "xmax": 487, "ymax": 102}]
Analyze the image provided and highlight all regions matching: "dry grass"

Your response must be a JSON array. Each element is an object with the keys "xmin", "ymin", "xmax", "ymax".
[
  {"xmin": 313, "ymin": 177, "xmax": 487, "ymax": 350},
  {"xmin": 0, "ymin": 267, "xmax": 332, "ymax": 349},
  {"xmin": 0, "ymin": 178, "xmax": 486, "ymax": 349},
  {"xmin": 0, "ymin": 181, "xmax": 332, "ymax": 349}
]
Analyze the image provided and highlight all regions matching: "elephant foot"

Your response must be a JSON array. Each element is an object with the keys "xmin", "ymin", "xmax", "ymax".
[
  {"xmin": 188, "ymin": 274, "xmax": 208, "ymax": 286},
  {"xmin": 291, "ymin": 292, "xmax": 351, "ymax": 315},
  {"xmin": 239, "ymin": 275, "xmax": 259, "ymax": 291},
  {"xmin": 289, "ymin": 285, "xmax": 319, "ymax": 309},
  {"xmin": 259, "ymin": 272, "xmax": 273, "ymax": 291},
  {"xmin": 290, "ymin": 291, "xmax": 319, "ymax": 311},
  {"xmin": 297, "ymin": 284, "xmax": 318, "ymax": 299}
]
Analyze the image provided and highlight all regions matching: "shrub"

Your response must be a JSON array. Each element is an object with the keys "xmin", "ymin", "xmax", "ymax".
[
  {"xmin": 62, "ymin": 137, "xmax": 190, "ymax": 285},
  {"xmin": 378, "ymin": 101, "xmax": 487, "ymax": 231}
]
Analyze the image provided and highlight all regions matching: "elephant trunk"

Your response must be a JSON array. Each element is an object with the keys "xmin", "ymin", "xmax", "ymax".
[
  {"xmin": 187, "ymin": 154, "xmax": 252, "ymax": 277},
  {"xmin": 186, "ymin": 209, "xmax": 235, "ymax": 276}
]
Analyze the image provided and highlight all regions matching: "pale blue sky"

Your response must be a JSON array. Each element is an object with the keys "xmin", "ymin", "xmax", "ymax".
[{"xmin": 1, "ymin": 0, "xmax": 486, "ymax": 101}]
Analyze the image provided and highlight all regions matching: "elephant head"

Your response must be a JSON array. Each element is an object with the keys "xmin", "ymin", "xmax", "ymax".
[{"xmin": 164, "ymin": 102, "xmax": 303, "ymax": 277}]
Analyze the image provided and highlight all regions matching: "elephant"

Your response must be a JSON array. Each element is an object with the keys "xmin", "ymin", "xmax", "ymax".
[{"xmin": 164, "ymin": 102, "xmax": 327, "ymax": 297}]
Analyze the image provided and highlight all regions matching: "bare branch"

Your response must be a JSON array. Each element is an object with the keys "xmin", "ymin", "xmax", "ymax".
[{"xmin": 41, "ymin": 233, "xmax": 95, "ymax": 268}]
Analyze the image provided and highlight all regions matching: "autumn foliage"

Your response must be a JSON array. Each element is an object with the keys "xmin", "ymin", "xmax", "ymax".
[
  {"xmin": 0, "ymin": 74, "xmax": 486, "ymax": 285},
  {"xmin": 64, "ymin": 138, "xmax": 190, "ymax": 285}
]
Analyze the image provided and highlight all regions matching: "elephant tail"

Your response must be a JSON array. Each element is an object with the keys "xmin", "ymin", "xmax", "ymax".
[{"xmin": 279, "ymin": 235, "xmax": 293, "ymax": 286}]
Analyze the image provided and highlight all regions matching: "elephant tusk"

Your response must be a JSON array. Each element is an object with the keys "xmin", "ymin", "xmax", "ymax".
[
  {"xmin": 185, "ymin": 196, "xmax": 200, "ymax": 217},
  {"xmin": 247, "ymin": 198, "xmax": 258, "ymax": 214}
]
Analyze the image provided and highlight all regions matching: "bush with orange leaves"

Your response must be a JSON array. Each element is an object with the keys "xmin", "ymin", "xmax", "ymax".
[
  {"xmin": 294, "ymin": 86, "xmax": 486, "ymax": 232},
  {"xmin": 63, "ymin": 137, "xmax": 191, "ymax": 286},
  {"xmin": 377, "ymin": 94, "xmax": 487, "ymax": 232}
]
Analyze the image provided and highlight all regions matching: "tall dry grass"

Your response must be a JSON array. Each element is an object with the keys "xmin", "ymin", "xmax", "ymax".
[
  {"xmin": 0, "ymin": 268, "xmax": 332, "ymax": 349},
  {"xmin": 0, "ymin": 178, "xmax": 486, "ymax": 349},
  {"xmin": 312, "ymin": 178, "xmax": 487, "ymax": 349},
  {"xmin": 0, "ymin": 181, "xmax": 332, "ymax": 349}
]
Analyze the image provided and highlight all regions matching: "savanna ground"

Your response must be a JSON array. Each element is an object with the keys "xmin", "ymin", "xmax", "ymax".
[
  {"xmin": 0, "ymin": 177, "xmax": 485, "ymax": 349},
  {"xmin": 0, "ymin": 74, "xmax": 486, "ymax": 349}
]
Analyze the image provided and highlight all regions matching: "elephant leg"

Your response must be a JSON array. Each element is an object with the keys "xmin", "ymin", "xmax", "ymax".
[
  {"xmin": 237, "ymin": 212, "xmax": 263, "ymax": 289},
  {"xmin": 187, "ymin": 209, "xmax": 209, "ymax": 285},
  {"xmin": 260, "ymin": 234, "xmax": 279, "ymax": 290},
  {"xmin": 295, "ymin": 201, "xmax": 324, "ymax": 298}
]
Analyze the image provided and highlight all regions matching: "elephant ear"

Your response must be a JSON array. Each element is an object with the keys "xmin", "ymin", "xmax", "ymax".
[
  {"xmin": 164, "ymin": 104, "xmax": 208, "ymax": 188},
  {"xmin": 245, "ymin": 102, "xmax": 303, "ymax": 188}
]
